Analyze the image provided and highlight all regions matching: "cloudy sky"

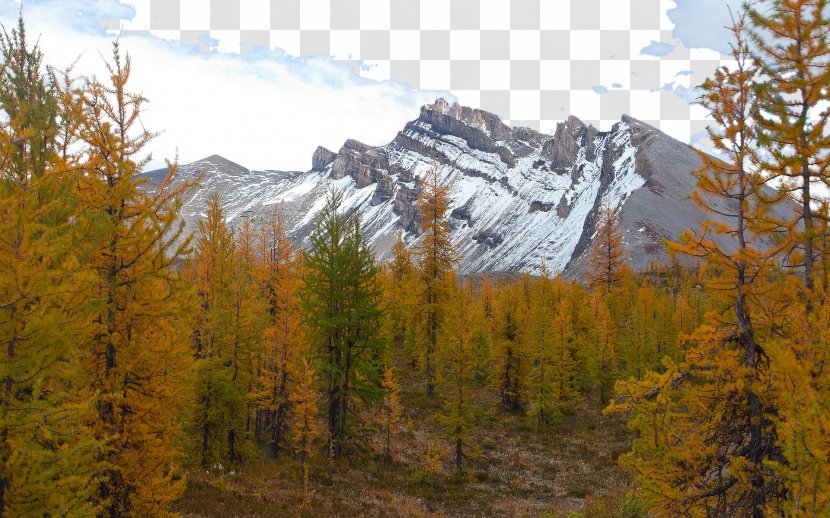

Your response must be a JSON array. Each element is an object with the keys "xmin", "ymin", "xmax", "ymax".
[{"xmin": 0, "ymin": 0, "xmax": 741, "ymax": 171}]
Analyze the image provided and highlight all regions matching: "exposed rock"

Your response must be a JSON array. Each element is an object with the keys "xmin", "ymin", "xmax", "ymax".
[
  {"xmin": 311, "ymin": 146, "xmax": 336, "ymax": 171},
  {"xmin": 393, "ymin": 163, "xmax": 414, "ymax": 183},
  {"xmin": 393, "ymin": 184, "xmax": 421, "ymax": 233},
  {"xmin": 330, "ymin": 154, "xmax": 355, "ymax": 180},
  {"xmin": 542, "ymin": 116, "xmax": 586, "ymax": 167},
  {"xmin": 143, "ymin": 98, "xmax": 795, "ymax": 278},
  {"xmin": 472, "ymin": 230, "xmax": 503, "ymax": 248},
  {"xmin": 355, "ymin": 164, "xmax": 377, "ymax": 188},
  {"xmin": 556, "ymin": 195, "xmax": 570, "ymax": 218},
  {"xmin": 371, "ymin": 175, "xmax": 394, "ymax": 206},
  {"xmin": 529, "ymin": 200, "xmax": 554, "ymax": 213},
  {"xmin": 451, "ymin": 202, "xmax": 474, "ymax": 223}
]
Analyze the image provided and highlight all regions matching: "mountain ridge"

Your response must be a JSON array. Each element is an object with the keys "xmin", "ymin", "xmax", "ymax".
[{"xmin": 143, "ymin": 98, "xmax": 788, "ymax": 277}]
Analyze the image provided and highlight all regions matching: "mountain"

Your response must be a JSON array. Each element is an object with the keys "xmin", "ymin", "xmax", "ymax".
[{"xmin": 142, "ymin": 98, "xmax": 785, "ymax": 277}]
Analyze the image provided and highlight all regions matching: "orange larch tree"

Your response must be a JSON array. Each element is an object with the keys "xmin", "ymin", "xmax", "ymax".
[
  {"xmin": 608, "ymin": 15, "xmax": 785, "ymax": 516},
  {"xmin": 79, "ymin": 43, "xmax": 194, "ymax": 516},
  {"xmin": 0, "ymin": 18, "xmax": 97, "ymax": 516},
  {"xmin": 253, "ymin": 208, "xmax": 304, "ymax": 457},
  {"xmin": 586, "ymin": 206, "xmax": 630, "ymax": 293},
  {"xmin": 415, "ymin": 163, "xmax": 458, "ymax": 397}
]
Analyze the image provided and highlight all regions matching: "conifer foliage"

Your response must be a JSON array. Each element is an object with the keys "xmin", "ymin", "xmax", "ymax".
[
  {"xmin": 253, "ymin": 209, "xmax": 304, "ymax": 458},
  {"xmin": 290, "ymin": 358, "xmax": 319, "ymax": 500},
  {"xmin": 415, "ymin": 163, "xmax": 458, "ymax": 397},
  {"xmin": 79, "ymin": 43, "xmax": 194, "ymax": 516},
  {"xmin": 493, "ymin": 281, "xmax": 528, "ymax": 411},
  {"xmin": 748, "ymin": 0, "xmax": 830, "ymax": 301},
  {"xmin": 187, "ymin": 194, "xmax": 265, "ymax": 467},
  {"xmin": 607, "ymin": 6, "xmax": 830, "ymax": 516},
  {"xmin": 301, "ymin": 190, "xmax": 385, "ymax": 458},
  {"xmin": 437, "ymin": 278, "xmax": 478, "ymax": 469},
  {"xmin": 4, "ymin": 7, "xmax": 830, "ymax": 516},
  {"xmin": 380, "ymin": 366, "xmax": 402, "ymax": 462},
  {"xmin": 0, "ymin": 19, "xmax": 95, "ymax": 517},
  {"xmin": 586, "ymin": 206, "xmax": 630, "ymax": 292}
]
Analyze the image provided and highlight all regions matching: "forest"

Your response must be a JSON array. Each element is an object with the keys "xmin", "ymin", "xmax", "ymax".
[{"xmin": 0, "ymin": 1, "xmax": 829, "ymax": 517}]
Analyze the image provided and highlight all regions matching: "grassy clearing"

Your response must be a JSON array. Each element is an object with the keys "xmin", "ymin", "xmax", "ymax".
[{"xmin": 175, "ymin": 356, "xmax": 635, "ymax": 517}]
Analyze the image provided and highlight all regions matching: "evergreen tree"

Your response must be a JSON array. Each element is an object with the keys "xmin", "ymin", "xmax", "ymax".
[{"xmin": 302, "ymin": 190, "xmax": 385, "ymax": 458}]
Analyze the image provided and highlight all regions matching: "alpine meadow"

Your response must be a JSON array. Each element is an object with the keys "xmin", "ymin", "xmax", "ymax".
[{"xmin": 1, "ymin": 1, "xmax": 830, "ymax": 517}]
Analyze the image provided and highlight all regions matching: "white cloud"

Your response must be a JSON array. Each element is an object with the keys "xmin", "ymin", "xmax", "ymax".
[
  {"xmin": 667, "ymin": 0, "xmax": 743, "ymax": 54},
  {"xmin": 0, "ymin": 0, "xmax": 447, "ymax": 171},
  {"xmin": 640, "ymin": 40, "xmax": 675, "ymax": 58}
]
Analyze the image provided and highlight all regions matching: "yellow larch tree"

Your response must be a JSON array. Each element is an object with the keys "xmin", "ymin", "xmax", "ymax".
[
  {"xmin": 380, "ymin": 365, "xmax": 402, "ymax": 462},
  {"xmin": 226, "ymin": 217, "xmax": 267, "ymax": 462},
  {"xmin": 437, "ymin": 277, "xmax": 478, "ymax": 469},
  {"xmin": 608, "ymin": 15, "xmax": 785, "ymax": 516},
  {"xmin": 493, "ymin": 280, "xmax": 528, "ymax": 411},
  {"xmin": 589, "ymin": 291, "xmax": 617, "ymax": 404},
  {"xmin": 585, "ymin": 205, "xmax": 630, "ymax": 293},
  {"xmin": 186, "ymin": 193, "xmax": 242, "ymax": 467},
  {"xmin": 386, "ymin": 232, "xmax": 418, "ymax": 364},
  {"xmin": 253, "ymin": 208, "xmax": 304, "ymax": 457},
  {"xmin": 748, "ymin": 0, "xmax": 830, "ymax": 306},
  {"xmin": 78, "ymin": 42, "xmax": 193, "ymax": 516},
  {"xmin": 415, "ymin": 162, "xmax": 458, "ymax": 397},
  {"xmin": 550, "ymin": 300, "xmax": 578, "ymax": 411},
  {"xmin": 748, "ymin": 2, "xmax": 830, "ymax": 513},
  {"xmin": 471, "ymin": 275, "xmax": 494, "ymax": 383},
  {"xmin": 527, "ymin": 271, "xmax": 559, "ymax": 426},
  {"xmin": 0, "ymin": 18, "xmax": 96, "ymax": 516},
  {"xmin": 290, "ymin": 358, "xmax": 319, "ymax": 502}
]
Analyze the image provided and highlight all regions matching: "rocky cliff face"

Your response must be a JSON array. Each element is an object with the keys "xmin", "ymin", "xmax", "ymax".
[{"xmin": 143, "ymin": 98, "xmax": 787, "ymax": 276}]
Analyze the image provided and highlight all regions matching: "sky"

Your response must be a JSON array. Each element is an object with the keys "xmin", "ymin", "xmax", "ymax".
[
  {"xmin": 668, "ymin": 0, "xmax": 743, "ymax": 54},
  {"xmin": 0, "ymin": 0, "xmax": 444, "ymax": 171},
  {"xmin": 0, "ymin": 0, "xmax": 742, "ymax": 171}
]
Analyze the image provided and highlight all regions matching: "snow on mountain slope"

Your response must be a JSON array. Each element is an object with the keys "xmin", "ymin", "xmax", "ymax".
[{"xmin": 143, "ymin": 98, "xmax": 784, "ymax": 277}]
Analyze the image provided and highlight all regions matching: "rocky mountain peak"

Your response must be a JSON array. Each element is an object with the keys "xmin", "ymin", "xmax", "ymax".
[
  {"xmin": 311, "ymin": 146, "xmax": 337, "ymax": 171},
  {"xmin": 151, "ymin": 99, "xmax": 794, "ymax": 278},
  {"xmin": 419, "ymin": 97, "xmax": 512, "ymax": 143},
  {"xmin": 198, "ymin": 154, "xmax": 250, "ymax": 174}
]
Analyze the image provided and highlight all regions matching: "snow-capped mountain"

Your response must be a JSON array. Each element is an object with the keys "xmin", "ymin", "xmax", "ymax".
[{"xmin": 141, "ymin": 98, "xmax": 782, "ymax": 276}]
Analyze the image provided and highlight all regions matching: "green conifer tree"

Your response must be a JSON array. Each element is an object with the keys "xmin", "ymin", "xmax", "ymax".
[{"xmin": 301, "ymin": 190, "xmax": 385, "ymax": 457}]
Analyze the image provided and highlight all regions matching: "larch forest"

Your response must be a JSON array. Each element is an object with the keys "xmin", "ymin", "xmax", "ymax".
[{"xmin": 1, "ymin": 1, "xmax": 830, "ymax": 517}]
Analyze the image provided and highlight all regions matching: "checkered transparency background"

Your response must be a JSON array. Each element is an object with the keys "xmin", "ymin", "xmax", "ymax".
[{"xmin": 118, "ymin": 0, "xmax": 730, "ymax": 143}]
